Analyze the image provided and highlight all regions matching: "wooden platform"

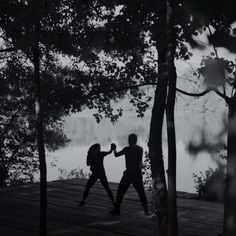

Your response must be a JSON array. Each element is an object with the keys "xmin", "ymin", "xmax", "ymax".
[{"xmin": 0, "ymin": 178, "xmax": 223, "ymax": 236}]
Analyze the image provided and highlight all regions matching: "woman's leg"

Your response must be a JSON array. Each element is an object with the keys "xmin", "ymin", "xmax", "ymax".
[
  {"xmin": 100, "ymin": 175, "xmax": 114, "ymax": 204},
  {"xmin": 80, "ymin": 174, "xmax": 97, "ymax": 205}
]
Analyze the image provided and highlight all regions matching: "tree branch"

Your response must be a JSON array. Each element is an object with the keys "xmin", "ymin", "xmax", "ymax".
[
  {"xmin": 213, "ymin": 88, "xmax": 230, "ymax": 103},
  {"xmin": 87, "ymin": 82, "xmax": 212, "ymax": 101},
  {"xmin": 115, "ymin": 83, "xmax": 211, "ymax": 98},
  {"xmin": 86, "ymin": 82, "xmax": 157, "ymax": 100},
  {"xmin": 176, "ymin": 88, "xmax": 210, "ymax": 97}
]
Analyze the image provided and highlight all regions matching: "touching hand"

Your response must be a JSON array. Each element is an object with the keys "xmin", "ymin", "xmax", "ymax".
[{"xmin": 111, "ymin": 143, "xmax": 116, "ymax": 151}]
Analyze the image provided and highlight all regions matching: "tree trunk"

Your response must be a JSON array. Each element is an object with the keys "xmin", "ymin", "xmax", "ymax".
[
  {"xmin": 166, "ymin": 1, "xmax": 178, "ymax": 236},
  {"xmin": 224, "ymin": 96, "xmax": 236, "ymax": 236},
  {"xmin": 166, "ymin": 67, "xmax": 178, "ymax": 236},
  {"xmin": 33, "ymin": 22, "xmax": 47, "ymax": 236},
  {"xmin": 148, "ymin": 0, "xmax": 168, "ymax": 235}
]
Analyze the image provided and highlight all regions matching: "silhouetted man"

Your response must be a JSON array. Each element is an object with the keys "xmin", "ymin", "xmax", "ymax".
[{"xmin": 110, "ymin": 134, "xmax": 148, "ymax": 215}]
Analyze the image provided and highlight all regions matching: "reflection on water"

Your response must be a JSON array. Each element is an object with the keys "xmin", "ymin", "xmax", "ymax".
[{"xmin": 48, "ymin": 111, "xmax": 224, "ymax": 193}]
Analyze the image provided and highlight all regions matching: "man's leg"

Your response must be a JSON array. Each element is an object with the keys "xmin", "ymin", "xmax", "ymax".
[
  {"xmin": 79, "ymin": 174, "xmax": 97, "ymax": 206},
  {"xmin": 100, "ymin": 175, "xmax": 115, "ymax": 204},
  {"xmin": 110, "ymin": 172, "xmax": 130, "ymax": 215},
  {"xmin": 132, "ymin": 176, "xmax": 149, "ymax": 215}
]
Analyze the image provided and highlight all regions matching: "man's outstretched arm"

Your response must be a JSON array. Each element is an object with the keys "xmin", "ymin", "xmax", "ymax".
[
  {"xmin": 112, "ymin": 144, "xmax": 126, "ymax": 157},
  {"xmin": 114, "ymin": 149, "xmax": 125, "ymax": 157}
]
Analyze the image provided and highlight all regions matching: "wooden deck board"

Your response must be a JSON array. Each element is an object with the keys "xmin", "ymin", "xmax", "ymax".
[{"xmin": 0, "ymin": 178, "xmax": 223, "ymax": 236}]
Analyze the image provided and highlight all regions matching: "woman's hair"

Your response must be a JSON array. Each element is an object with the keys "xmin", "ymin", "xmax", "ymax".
[
  {"xmin": 88, "ymin": 143, "xmax": 100, "ymax": 154},
  {"xmin": 86, "ymin": 143, "xmax": 100, "ymax": 166}
]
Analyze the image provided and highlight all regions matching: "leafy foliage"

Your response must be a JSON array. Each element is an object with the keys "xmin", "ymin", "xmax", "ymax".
[
  {"xmin": 0, "ymin": 0, "xmax": 136, "ymax": 186},
  {"xmin": 198, "ymin": 56, "xmax": 236, "ymax": 90},
  {"xmin": 0, "ymin": 53, "xmax": 71, "ymax": 187},
  {"xmin": 182, "ymin": 0, "xmax": 236, "ymax": 53},
  {"xmin": 193, "ymin": 167, "xmax": 225, "ymax": 202},
  {"xmin": 58, "ymin": 167, "xmax": 90, "ymax": 180}
]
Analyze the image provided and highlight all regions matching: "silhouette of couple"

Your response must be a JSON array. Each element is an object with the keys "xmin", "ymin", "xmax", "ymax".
[{"xmin": 79, "ymin": 133, "xmax": 148, "ymax": 216}]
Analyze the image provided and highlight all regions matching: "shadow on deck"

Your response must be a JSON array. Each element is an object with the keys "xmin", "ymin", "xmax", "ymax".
[{"xmin": 0, "ymin": 178, "xmax": 223, "ymax": 236}]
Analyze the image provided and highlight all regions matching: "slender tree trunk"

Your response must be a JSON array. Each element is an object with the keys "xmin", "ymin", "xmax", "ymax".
[
  {"xmin": 224, "ymin": 96, "xmax": 236, "ymax": 236},
  {"xmin": 166, "ymin": 1, "xmax": 178, "ymax": 236},
  {"xmin": 166, "ymin": 66, "xmax": 178, "ymax": 236},
  {"xmin": 148, "ymin": 0, "xmax": 168, "ymax": 235},
  {"xmin": 33, "ymin": 22, "xmax": 47, "ymax": 236}
]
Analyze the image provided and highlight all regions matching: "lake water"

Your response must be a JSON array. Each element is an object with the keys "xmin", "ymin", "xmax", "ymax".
[{"xmin": 46, "ymin": 107, "xmax": 225, "ymax": 193}]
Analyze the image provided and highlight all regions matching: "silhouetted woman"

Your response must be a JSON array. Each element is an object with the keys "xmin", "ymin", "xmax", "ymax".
[{"xmin": 79, "ymin": 143, "xmax": 114, "ymax": 206}]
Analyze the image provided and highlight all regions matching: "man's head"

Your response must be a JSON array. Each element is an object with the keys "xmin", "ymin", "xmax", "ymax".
[{"xmin": 128, "ymin": 133, "xmax": 137, "ymax": 146}]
